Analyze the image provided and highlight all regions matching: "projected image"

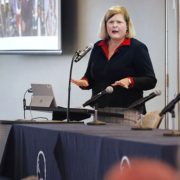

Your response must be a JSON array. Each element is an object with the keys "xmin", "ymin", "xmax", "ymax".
[
  {"xmin": 0, "ymin": 0, "xmax": 61, "ymax": 53},
  {"xmin": 0, "ymin": 0, "xmax": 57, "ymax": 37}
]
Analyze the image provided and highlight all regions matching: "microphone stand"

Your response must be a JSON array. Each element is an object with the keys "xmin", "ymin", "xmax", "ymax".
[
  {"xmin": 87, "ymin": 104, "xmax": 106, "ymax": 125},
  {"xmin": 23, "ymin": 88, "xmax": 33, "ymax": 119},
  {"xmin": 163, "ymin": 105, "xmax": 180, "ymax": 136},
  {"xmin": 67, "ymin": 51, "xmax": 82, "ymax": 123}
]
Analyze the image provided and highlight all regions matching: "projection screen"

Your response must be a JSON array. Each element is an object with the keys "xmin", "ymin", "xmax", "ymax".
[{"xmin": 0, "ymin": 0, "xmax": 61, "ymax": 54}]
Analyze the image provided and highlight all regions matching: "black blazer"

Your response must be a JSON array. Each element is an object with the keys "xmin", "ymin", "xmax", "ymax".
[{"xmin": 83, "ymin": 38, "xmax": 157, "ymax": 113}]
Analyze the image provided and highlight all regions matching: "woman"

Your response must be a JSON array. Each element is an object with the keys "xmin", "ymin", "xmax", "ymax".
[{"xmin": 72, "ymin": 5, "xmax": 157, "ymax": 123}]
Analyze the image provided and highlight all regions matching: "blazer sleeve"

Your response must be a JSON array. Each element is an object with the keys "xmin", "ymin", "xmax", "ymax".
[{"xmin": 132, "ymin": 43, "xmax": 157, "ymax": 90}]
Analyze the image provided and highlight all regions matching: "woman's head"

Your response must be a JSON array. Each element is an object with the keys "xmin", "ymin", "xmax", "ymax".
[{"xmin": 99, "ymin": 5, "xmax": 136, "ymax": 40}]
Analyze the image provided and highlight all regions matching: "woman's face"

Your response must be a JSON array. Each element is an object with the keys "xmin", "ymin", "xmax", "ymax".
[{"xmin": 106, "ymin": 13, "xmax": 127, "ymax": 41}]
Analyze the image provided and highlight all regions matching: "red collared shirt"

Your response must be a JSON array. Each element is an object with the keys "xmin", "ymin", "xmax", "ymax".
[{"xmin": 98, "ymin": 38, "xmax": 131, "ymax": 60}]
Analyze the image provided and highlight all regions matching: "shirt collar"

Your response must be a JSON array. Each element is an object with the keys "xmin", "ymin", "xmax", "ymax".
[
  {"xmin": 98, "ymin": 38, "xmax": 131, "ymax": 48},
  {"xmin": 98, "ymin": 38, "xmax": 131, "ymax": 60}
]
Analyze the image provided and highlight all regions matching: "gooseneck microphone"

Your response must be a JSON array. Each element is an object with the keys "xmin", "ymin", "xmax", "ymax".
[
  {"xmin": 132, "ymin": 92, "xmax": 180, "ymax": 130},
  {"xmin": 83, "ymin": 86, "xmax": 113, "ymax": 107},
  {"xmin": 159, "ymin": 93, "xmax": 180, "ymax": 116},
  {"xmin": 128, "ymin": 90, "xmax": 161, "ymax": 109},
  {"xmin": 67, "ymin": 43, "xmax": 93, "ymax": 122},
  {"xmin": 74, "ymin": 44, "xmax": 93, "ymax": 62},
  {"xmin": 23, "ymin": 88, "xmax": 33, "ymax": 119},
  {"xmin": 160, "ymin": 93, "xmax": 180, "ymax": 136}
]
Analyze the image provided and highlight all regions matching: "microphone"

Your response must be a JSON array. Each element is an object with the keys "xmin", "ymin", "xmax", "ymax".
[
  {"xmin": 159, "ymin": 93, "xmax": 180, "ymax": 116},
  {"xmin": 83, "ymin": 86, "xmax": 113, "ymax": 107},
  {"xmin": 23, "ymin": 88, "xmax": 33, "ymax": 119},
  {"xmin": 74, "ymin": 44, "xmax": 93, "ymax": 62},
  {"xmin": 28, "ymin": 88, "xmax": 33, "ymax": 93},
  {"xmin": 128, "ymin": 90, "xmax": 161, "ymax": 109}
]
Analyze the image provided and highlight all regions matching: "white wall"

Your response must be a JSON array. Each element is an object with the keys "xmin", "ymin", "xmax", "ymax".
[{"xmin": 0, "ymin": 0, "xmax": 172, "ymax": 123}]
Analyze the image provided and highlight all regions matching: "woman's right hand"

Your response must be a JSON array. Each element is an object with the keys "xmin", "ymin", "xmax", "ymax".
[{"xmin": 71, "ymin": 79, "xmax": 89, "ymax": 87}]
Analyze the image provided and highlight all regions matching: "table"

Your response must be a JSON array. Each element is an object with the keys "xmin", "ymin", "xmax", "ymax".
[{"xmin": 0, "ymin": 123, "xmax": 180, "ymax": 180}]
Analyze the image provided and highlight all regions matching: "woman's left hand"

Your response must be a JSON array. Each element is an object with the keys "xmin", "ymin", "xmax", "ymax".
[{"xmin": 111, "ymin": 78, "xmax": 130, "ymax": 89}]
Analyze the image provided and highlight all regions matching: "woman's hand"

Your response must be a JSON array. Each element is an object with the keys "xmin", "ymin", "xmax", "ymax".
[
  {"xmin": 111, "ymin": 78, "xmax": 130, "ymax": 89},
  {"xmin": 71, "ymin": 79, "xmax": 89, "ymax": 87}
]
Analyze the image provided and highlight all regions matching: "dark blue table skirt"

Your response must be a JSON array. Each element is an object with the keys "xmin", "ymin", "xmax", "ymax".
[{"xmin": 0, "ymin": 123, "xmax": 179, "ymax": 180}]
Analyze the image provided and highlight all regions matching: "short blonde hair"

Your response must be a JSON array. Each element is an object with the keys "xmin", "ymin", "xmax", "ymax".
[{"xmin": 99, "ymin": 5, "xmax": 136, "ymax": 39}]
